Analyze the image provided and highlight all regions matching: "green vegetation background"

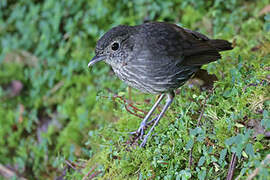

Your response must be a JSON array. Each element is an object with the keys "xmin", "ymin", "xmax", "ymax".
[{"xmin": 0, "ymin": 0, "xmax": 270, "ymax": 179}]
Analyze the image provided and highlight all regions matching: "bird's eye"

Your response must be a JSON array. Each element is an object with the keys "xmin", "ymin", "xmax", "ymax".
[{"xmin": 111, "ymin": 42, "xmax": 120, "ymax": 51}]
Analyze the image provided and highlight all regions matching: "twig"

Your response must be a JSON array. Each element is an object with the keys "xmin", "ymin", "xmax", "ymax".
[
  {"xmin": 65, "ymin": 160, "xmax": 77, "ymax": 170},
  {"xmin": 188, "ymin": 91, "xmax": 212, "ymax": 168},
  {"xmin": 242, "ymin": 79, "xmax": 268, "ymax": 92},
  {"xmin": 125, "ymin": 104, "xmax": 144, "ymax": 119},
  {"xmin": 101, "ymin": 95, "xmax": 147, "ymax": 119},
  {"xmin": 89, "ymin": 171, "xmax": 102, "ymax": 179},
  {"xmin": 113, "ymin": 95, "xmax": 147, "ymax": 114},
  {"xmin": 56, "ymin": 166, "xmax": 67, "ymax": 180},
  {"xmin": 246, "ymin": 154, "xmax": 270, "ymax": 180},
  {"xmin": 196, "ymin": 93, "xmax": 209, "ymax": 126},
  {"xmin": 18, "ymin": 104, "xmax": 25, "ymax": 123},
  {"xmin": 226, "ymin": 153, "xmax": 237, "ymax": 180},
  {"xmin": 49, "ymin": 81, "xmax": 64, "ymax": 94},
  {"xmin": 188, "ymin": 147, "xmax": 194, "ymax": 168},
  {"xmin": 0, "ymin": 164, "xmax": 27, "ymax": 180},
  {"xmin": 43, "ymin": 81, "xmax": 64, "ymax": 101},
  {"xmin": 128, "ymin": 102, "xmax": 147, "ymax": 115},
  {"xmin": 82, "ymin": 164, "xmax": 97, "ymax": 180}
]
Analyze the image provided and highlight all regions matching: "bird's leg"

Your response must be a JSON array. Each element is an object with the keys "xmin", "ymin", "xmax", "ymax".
[
  {"xmin": 140, "ymin": 92, "xmax": 175, "ymax": 147},
  {"xmin": 145, "ymin": 116, "xmax": 158, "ymax": 126},
  {"xmin": 130, "ymin": 94, "xmax": 165, "ymax": 138}
]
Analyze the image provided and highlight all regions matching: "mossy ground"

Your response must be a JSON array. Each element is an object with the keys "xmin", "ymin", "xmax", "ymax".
[{"xmin": 0, "ymin": 0, "xmax": 269, "ymax": 179}]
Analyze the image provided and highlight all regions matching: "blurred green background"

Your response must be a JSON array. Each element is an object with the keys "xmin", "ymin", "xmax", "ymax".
[{"xmin": 0, "ymin": 0, "xmax": 270, "ymax": 179}]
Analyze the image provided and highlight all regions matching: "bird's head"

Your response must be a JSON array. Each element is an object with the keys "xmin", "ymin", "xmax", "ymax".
[{"xmin": 88, "ymin": 25, "xmax": 135, "ymax": 68}]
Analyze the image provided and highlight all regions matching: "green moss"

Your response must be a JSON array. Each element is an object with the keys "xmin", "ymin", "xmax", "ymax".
[{"xmin": 0, "ymin": 0, "xmax": 270, "ymax": 179}]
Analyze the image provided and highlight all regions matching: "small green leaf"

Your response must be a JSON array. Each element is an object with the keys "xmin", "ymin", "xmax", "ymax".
[
  {"xmin": 178, "ymin": 170, "xmax": 191, "ymax": 180},
  {"xmin": 242, "ymin": 150, "xmax": 248, "ymax": 158},
  {"xmin": 232, "ymin": 145, "xmax": 244, "ymax": 158},
  {"xmin": 254, "ymin": 142, "xmax": 264, "ymax": 151},
  {"xmin": 219, "ymin": 149, "xmax": 227, "ymax": 165},
  {"xmin": 185, "ymin": 139, "xmax": 194, "ymax": 150},
  {"xmin": 264, "ymin": 14, "xmax": 270, "ymax": 21},
  {"xmin": 198, "ymin": 169, "xmax": 206, "ymax": 180},
  {"xmin": 234, "ymin": 134, "xmax": 243, "ymax": 144},
  {"xmin": 235, "ymin": 123, "xmax": 244, "ymax": 128},
  {"xmin": 256, "ymin": 134, "xmax": 265, "ymax": 141},
  {"xmin": 245, "ymin": 143, "xmax": 255, "ymax": 157},
  {"xmin": 225, "ymin": 137, "xmax": 235, "ymax": 146},
  {"xmin": 198, "ymin": 156, "xmax": 206, "ymax": 167},
  {"xmin": 265, "ymin": 23, "xmax": 270, "ymax": 32},
  {"xmin": 190, "ymin": 127, "xmax": 202, "ymax": 136},
  {"xmin": 261, "ymin": 110, "xmax": 270, "ymax": 130}
]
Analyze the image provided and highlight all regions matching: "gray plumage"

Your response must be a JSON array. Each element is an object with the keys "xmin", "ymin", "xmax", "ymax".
[
  {"xmin": 89, "ymin": 22, "xmax": 233, "ymax": 147},
  {"xmin": 92, "ymin": 22, "xmax": 232, "ymax": 94}
]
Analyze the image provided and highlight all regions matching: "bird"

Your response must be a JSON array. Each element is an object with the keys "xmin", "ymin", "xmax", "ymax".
[{"xmin": 88, "ymin": 22, "xmax": 233, "ymax": 147}]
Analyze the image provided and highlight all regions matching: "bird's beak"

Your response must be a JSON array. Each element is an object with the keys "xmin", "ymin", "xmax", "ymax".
[{"xmin": 88, "ymin": 55, "xmax": 105, "ymax": 67}]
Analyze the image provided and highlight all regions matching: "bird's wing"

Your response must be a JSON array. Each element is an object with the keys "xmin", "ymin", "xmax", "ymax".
[{"xmin": 140, "ymin": 22, "xmax": 231, "ymax": 66}]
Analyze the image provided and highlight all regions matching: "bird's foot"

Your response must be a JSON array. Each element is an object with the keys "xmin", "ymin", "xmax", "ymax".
[
  {"xmin": 129, "ymin": 123, "xmax": 146, "ymax": 140},
  {"xmin": 140, "ymin": 134, "xmax": 150, "ymax": 147},
  {"xmin": 129, "ymin": 117, "xmax": 157, "ymax": 140},
  {"xmin": 139, "ymin": 117, "xmax": 159, "ymax": 147}
]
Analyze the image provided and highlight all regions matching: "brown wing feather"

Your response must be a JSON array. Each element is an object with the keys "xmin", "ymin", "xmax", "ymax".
[
  {"xmin": 171, "ymin": 23, "xmax": 232, "ymax": 66},
  {"xmin": 139, "ymin": 22, "xmax": 232, "ymax": 66}
]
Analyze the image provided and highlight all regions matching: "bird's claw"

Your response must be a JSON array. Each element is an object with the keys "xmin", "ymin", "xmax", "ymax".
[
  {"xmin": 140, "ymin": 135, "xmax": 149, "ymax": 147},
  {"xmin": 129, "ymin": 123, "xmax": 146, "ymax": 140},
  {"xmin": 129, "ymin": 116, "xmax": 158, "ymax": 143}
]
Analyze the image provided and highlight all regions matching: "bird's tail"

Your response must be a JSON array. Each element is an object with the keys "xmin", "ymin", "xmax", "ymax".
[{"xmin": 208, "ymin": 39, "xmax": 233, "ymax": 51}]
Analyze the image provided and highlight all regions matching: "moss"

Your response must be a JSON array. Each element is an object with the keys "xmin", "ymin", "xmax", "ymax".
[{"xmin": 0, "ymin": 0, "xmax": 270, "ymax": 179}]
